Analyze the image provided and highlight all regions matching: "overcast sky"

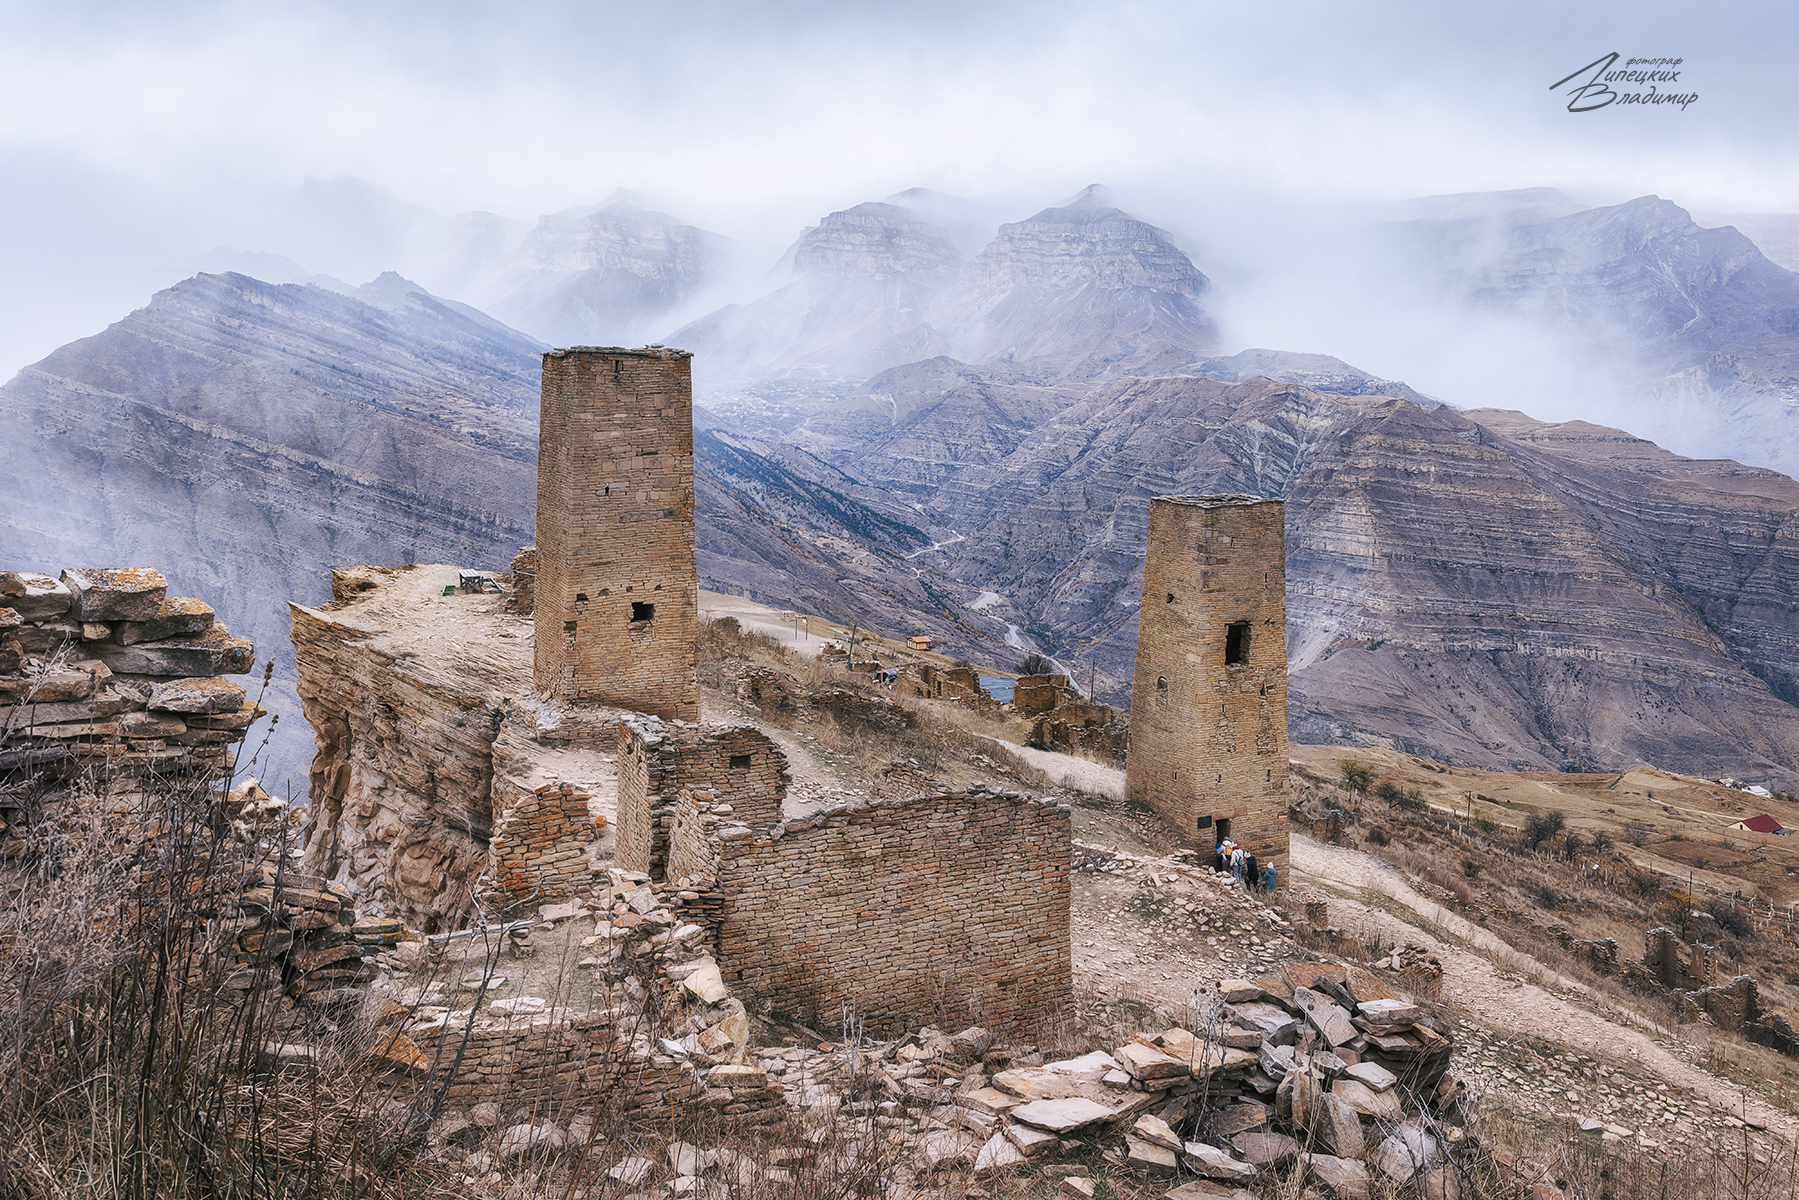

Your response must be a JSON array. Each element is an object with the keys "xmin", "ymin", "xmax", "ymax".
[{"xmin": 1, "ymin": 0, "xmax": 1795, "ymax": 379}]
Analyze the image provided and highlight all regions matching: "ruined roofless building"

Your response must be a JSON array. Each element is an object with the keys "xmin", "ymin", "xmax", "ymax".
[
  {"xmin": 534, "ymin": 346, "xmax": 699, "ymax": 722},
  {"xmin": 1125, "ymin": 495, "xmax": 1289, "ymax": 869}
]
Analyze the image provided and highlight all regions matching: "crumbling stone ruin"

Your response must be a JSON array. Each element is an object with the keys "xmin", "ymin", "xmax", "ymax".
[
  {"xmin": 665, "ymin": 786, "xmax": 1073, "ymax": 1033},
  {"xmin": 1125, "ymin": 496, "xmax": 1290, "ymax": 869},
  {"xmin": 288, "ymin": 344, "xmax": 1076, "ymax": 1128}
]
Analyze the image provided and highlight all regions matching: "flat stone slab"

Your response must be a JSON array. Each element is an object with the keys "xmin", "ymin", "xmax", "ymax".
[
  {"xmin": 1333, "ymin": 1078, "xmax": 1403, "ymax": 1120},
  {"xmin": 1231, "ymin": 1002, "xmax": 1298, "ymax": 1042},
  {"xmin": 1116, "ymin": 1040, "xmax": 1191, "ymax": 1081},
  {"xmin": 1132, "ymin": 1113, "xmax": 1183, "ymax": 1151},
  {"xmin": 1218, "ymin": 979, "xmax": 1263, "ymax": 1003},
  {"xmin": 1010, "ymin": 1097, "xmax": 1119, "ymax": 1133},
  {"xmin": 1303, "ymin": 1153, "xmax": 1371, "ymax": 1200},
  {"xmin": 147, "ymin": 676, "xmax": 247, "ymax": 714},
  {"xmin": 1209, "ymin": 1102, "xmax": 1268, "ymax": 1137},
  {"xmin": 1165, "ymin": 1183, "xmax": 1255, "ymax": 1200},
  {"xmin": 117, "ymin": 597, "xmax": 215, "ymax": 645},
  {"xmin": 1004, "ymin": 1122, "xmax": 1059, "ymax": 1156},
  {"xmin": 1125, "ymin": 1136, "xmax": 1178, "ymax": 1177},
  {"xmin": 4, "ymin": 574, "xmax": 71, "ymax": 621},
  {"xmin": 61, "ymin": 568, "xmax": 166, "ymax": 621},
  {"xmin": 1358, "ymin": 998, "xmax": 1420, "ymax": 1023},
  {"xmin": 1181, "ymin": 1142, "xmax": 1258, "ymax": 1183},
  {"xmin": 92, "ymin": 623, "xmax": 252, "ymax": 676},
  {"xmin": 1293, "ymin": 988, "xmax": 1357, "ymax": 1047},
  {"xmin": 974, "ymin": 1131, "xmax": 1027, "ymax": 1178},
  {"xmin": 920, "ymin": 1129, "xmax": 981, "ymax": 1169},
  {"xmin": 1232, "ymin": 1131, "xmax": 1300, "ymax": 1167},
  {"xmin": 1369, "ymin": 1126, "xmax": 1443, "ymax": 1183},
  {"xmin": 1346, "ymin": 1061, "xmax": 1398, "ymax": 1091},
  {"xmin": 956, "ymin": 1086, "xmax": 1022, "ymax": 1115},
  {"xmin": 680, "ymin": 960, "xmax": 728, "ymax": 1004}
]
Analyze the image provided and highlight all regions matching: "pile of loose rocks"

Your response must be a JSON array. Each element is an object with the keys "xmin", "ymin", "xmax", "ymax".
[
  {"xmin": 0, "ymin": 567, "xmax": 259, "ymax": 818},
  {"xmin": 369, "ymin": 869, "xmax": 782, "ymax": 1122}
]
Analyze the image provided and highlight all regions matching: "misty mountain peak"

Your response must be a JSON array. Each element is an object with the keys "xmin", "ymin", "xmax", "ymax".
[
  {"xmin": 1057, "ymin": 183, "xmax": 1114, "ymax": 209},
  {"xmin": 788, "ymin": 202, "xmax": 964, "ymax": 284},
  {"xmin": 960, "ymin": 201, "xmax": 1206, "ymax": 296}
]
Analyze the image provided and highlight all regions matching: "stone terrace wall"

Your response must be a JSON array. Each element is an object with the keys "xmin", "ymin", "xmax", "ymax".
[{"xmin": 715, "ymin": 790, "xmax": 1073, "ymax": 1033}]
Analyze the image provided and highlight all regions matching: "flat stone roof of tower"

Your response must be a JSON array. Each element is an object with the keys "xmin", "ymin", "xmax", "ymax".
[
  {"xmin": 546, "ymin": 345, "xmax": 692, "ymax": 359},
  {"xmin": 1153, "ymin": 494, "xmax": 1278, "ymax": 508}
]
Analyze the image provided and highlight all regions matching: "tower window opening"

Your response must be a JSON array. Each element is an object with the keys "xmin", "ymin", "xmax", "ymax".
[
  {"xmin": 1225, "ymin": 621, "xmax": 1250, "ymax": 665},
  {"xmin": 631, "ymin": 602, "xmax": 655, "ymax": 622},
  {"xmin": 729, "ymin": 754, "xmax": 752, "ymax": 769},
  {"xmin": 1166, "ymin": 593, "xmax": 1175, "ymax": 605},
  {"xmin": 1156, "ymin": 676, "xmax": 1167, "ymax": 694}
]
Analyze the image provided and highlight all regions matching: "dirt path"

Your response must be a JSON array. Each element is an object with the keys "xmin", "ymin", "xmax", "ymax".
[
  {"xmin": 1292, "ymin": 834, "xmax": 1797, "ymax": 1139},
  {"xmin": 986, "ymin": 737, "xmax": 1126, "ymax": 798}
]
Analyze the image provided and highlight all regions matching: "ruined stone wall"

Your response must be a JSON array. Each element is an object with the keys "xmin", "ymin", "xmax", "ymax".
[
  {"xmin": 481, "ymin": 772, "xmax": 597, "ymax": 914},
  {"xmin": 614, "ymin": 721, "xmax": 653, "ymax": 875},
  {"xmin": 534, "ymin": 347, "xmax": 698, "ymax": 721},
  {"xmin": 668, "ymin": 787, "xmax": 728, "ymax": 888},
  {"xmin": 714, "ymin": 790, "xmax": 1073, "ymax": 1033},
  {"xmin": 615, "ymin": 724, "xmax": 787, "ymax": 880},
  {"xmin": 507, "ymin": 546, "xmax": 538, "ymax": 617},
  {"xmin": 1125, "ymin": 496, "xmax": 1290, "ymax": 866},
  {"xmin": 1013, "ymin": 674, "xmax": 1074, "ymax": 718}
]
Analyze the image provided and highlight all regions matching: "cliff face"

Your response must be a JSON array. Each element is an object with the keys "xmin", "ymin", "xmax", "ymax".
[{"xmin": 290, "ymin": 567, "xmax": 525, "ymax": 927}]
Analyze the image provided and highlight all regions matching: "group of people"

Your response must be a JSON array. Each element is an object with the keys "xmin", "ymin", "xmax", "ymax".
[{"xmin": 1214, "ymin": 838, "xmax": 1277, "ymax": 892}]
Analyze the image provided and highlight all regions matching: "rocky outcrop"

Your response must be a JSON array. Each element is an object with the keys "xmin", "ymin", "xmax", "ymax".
[
  {"xmin": 290, "ymin": 566, "xmax": 523, "ymax": 929},
  {"xmin": 0, "ymin": 565, "xmax": 260, "ymax": 807}
]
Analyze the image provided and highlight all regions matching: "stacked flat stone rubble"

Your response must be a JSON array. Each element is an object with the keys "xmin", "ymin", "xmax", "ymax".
[
  {"xmin": 535, "ymin": 347, "xmax": 699, "ymax": 722},
  {"xmin": 1, "ymin": 567, "xmax": 259, "ymax": 837},
  {"xmin": 1126, "ymin": 496, "xmax": 1290, "ymax": 869},
  {"xmin": 0, "ymin": 567, "xmax": 380, "ymax": 1026},
  {"xmin": 376, "ymin": 874, "xmax": 781, "ymax": 1123},
  {"xmin": 709, "ymin": 788, "xmax": 1074, "ymax": 1034}
]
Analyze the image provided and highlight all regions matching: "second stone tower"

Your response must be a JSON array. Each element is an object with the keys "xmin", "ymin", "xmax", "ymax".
[
  {"xmin": 1125, "ymin": 495, "xmax": 1289, "ymax": 871},
  {"xmin": 534, "ymin": 346, "xmax": 699, "ymax": 721}
]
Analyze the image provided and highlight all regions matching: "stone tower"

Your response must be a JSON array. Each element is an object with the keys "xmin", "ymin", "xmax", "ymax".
[
  {"xmin": 1125, "ymin": 495, "xmax": 1288, "ymax": 868},
  {"xmin": 534, "ymin": 346, "xmax": 699, "ymax": 722}
]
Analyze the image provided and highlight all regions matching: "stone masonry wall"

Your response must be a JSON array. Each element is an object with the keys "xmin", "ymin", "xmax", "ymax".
[
  {"xmin": 614, "ymin": 720, "xmax": 653, "ymax": 875},
  {"xmin": 534, "ymin": 347, "xmax": 699, "ymax": 721},
  {"xmin": 714, "ymin": 790, "xmax": 1073, "ymax": 1034},
  {"xmin": 1125, "ymin": 496, "xmax": 1290, "ymax": 867},
  {"xmin": 480, "ymin": 771, "xmax": 598, "ymax": 913},
  {"xmin": 615, "ymin": 724, "xmax": 787, "ymax": 880}
]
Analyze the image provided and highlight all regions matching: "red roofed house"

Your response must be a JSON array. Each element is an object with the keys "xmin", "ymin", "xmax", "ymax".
[{"xmin": 1729, "ymin": 813, "xmax": 1784, "ymax": 834}]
